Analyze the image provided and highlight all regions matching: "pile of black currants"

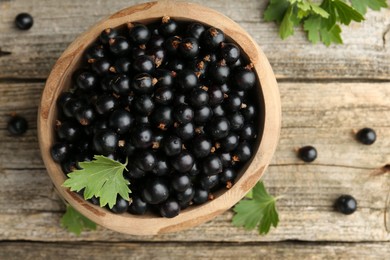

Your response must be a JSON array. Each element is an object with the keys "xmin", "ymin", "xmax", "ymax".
[{"xmin": 51, "ymin": 17, "xmax": 260, "ymax": 218}]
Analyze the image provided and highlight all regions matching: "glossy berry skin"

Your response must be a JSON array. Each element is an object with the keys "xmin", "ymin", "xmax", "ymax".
[
  {"xmin": 189, "ymin": 88, "xmax": 209, "ymax": 108},
  {"xmin": 142, "ymin": 177, "xmax": 169, "ymax": 204},
  {"xmin": 92, "ymin": 130, "xmax": 118, "ymax": 155},
  {"xmin": 159, "ymin": 198, "xmax": 180, "ymax": 218},
  {"xmin": 219, "ymin": 43, "xmax": 240, "ymax": 64},
  {"xmin": 109, "ymin": 36, "xmax": 130, "ymax": 55},
  {"xmin": 207, "ymin": 116, "xmax": 230, "ymax": 140},
  {"xmin": 233, "ymin": 141, "xmax": 252, "ymax": 162},
  {"xmin": 7, "ymin": 116, "xmax": 28, "ymax": 135},
  {"xmin": 176, "ymin": 69, "xmax": 198, "ymax": 91},
  {"xmin": 228, "ymin": 112, "xmax": 245, "ymax": 131},
  {"xmin": 179, "ymin": 37, "xmax": 199, "ymax": 59},
  {"xmin": 131, "ymin": 73, "xmax": 154, "ymax": 94},
  {"xmin": 334, "ymin": 195, "xmax": 357, "ymax": 215},
  {"xmin": 233, "ymin": 68, "xmax": 256, "ymax": 90},
  {"xmin": 95, "ymin": 95, "xmax": 118, "ymax": 115},
  {"xmin": 202, "ymin": 27, "xmax": 225, "ymax": 50},
  {"xmin": 128, "ymin": 195, "xmax": 148, "ymax": 215},
  {"xmin": 208, "ymin": 61, "xmax": 230, "ymax": 84},
  {"xmin": 212, "ymin": 105, "xmax": 225, "ymax": 117},
  {"xmin": 154, "ymin": 87, "xmax": 174, "ymax": 105},
  {"xmin": 135, "ymin": 150, "xmax": 157, "ymax": 172},
  {"xmin": 151, "ymin": 106, "xmax": 173, "ymax": 129},
  {"xmin": 219, "ymin": 167, "xmax": 236, "ymax": 184},
  {"xmin": 112, "ymin": 74, "xmax": 131, "ymax": 95},
  {"xmin": 76, "ymin": 71, "xmax": 98, "ymax": 91},
  {"xmin": 84, "ymin": 45, "xmax": 106, "ymax": 62},
  {"xmin": 164, "ymin": 36, "xmax": 182, "ymax": 55},
  {"xmin": 175, "ymin": 122, "xmax": 194, "ymax": 141},
  {"xmin": 186, "ymin": 23, "xmax": 205, "ymax": 39},
  {"xmin": 133, "ymin": 95, "xmax": 155, "ymax": 116},
  {"xmin": 191, "ymin": 136, "xmax": 212, "ymax": 158},
  {"xmin": 57, "ymin": 121, "xmax": 82, "ymax": 142},
  {"xmin": 208, "ymin": 85, "xmax": 224, "ymax": 106},
  {"xmin": 91, "ymin": 58, "xmax": 111, "ymax": 75},
  {"xmin": 154, "ymin": 69, "xmax": 174, "ymax": 88},
  {"xmin": 219, "ymin": 152, "xmax": 232, "ymax": 168},
  {"xmin": 75, "ymin": 106, "xmax": 95, "ymax": 126},
  {"xmin": 171, "ymin": 151, "xmax": 195, "ymax": 173},
  {"xmin": 240, "ymin": 124, "xmax": 256, "ymax": 140},
  {"xmin": 100, "ymin": 28, "xmax": 118, "ymax": 45},
  {"xmin": 113, "ymin": 57, "xmax": 132, "ymax": 73},
  {"xmin": 219, "ymin": 133, "xmax": 239, "ymax": 152},
  {"xmin": 152, "ymin": 155, "xmax": 170, "ymax": 176},
  {"xmin": 199, "ymin": 174, "xmax": 219, "ymax": 190},
  {"xmin": 110, "ymin": 196, "xmax": 129, "ymax": 214},
  {"xmin": 193, "ymin": 188, "xmax": 209, "ymax": 204},
  {"xmin": 50, "ymin": 142, "xmax": 70, "ymax": 163},
  {"xmin": 188, "ymin": 161, "xmax": 200, "ymax": 177},
  {"xmin": 173, "ymin": 104, "xmax": 194, "ymax": 124},
  {"xmin": 194, "ymin": 106, "xmax": 213, "ymax": 125},
  {"xmin": 202, "ymin": 154, "xmax": 223, "ymax": 176},
  {"xmin": 15, "ymin": 13, "xmax": 33, "ymax": 30},
  {"xmin": 171, "ymin": 173, "xmax": 191, "ymax": 192},
  {"xmin": 356, "ymin": 128, "xmax": 376, "ymax": 145},
  {"xmin": 162, "ymin": 135, "xmax": 182, "ymax": 156},
  {"xmin": 109, "ymin": 109, "xmax": 134, "ymax": 134},
  {"xmin": 241, "ymin": 104, "xmax": 256, "ymax": 121},
  {"xmin": 224, "ymin": 93, "xmax": 242, "ymax": 111},
  {"xmin": 133, "ymin": 55, "xmax": 155, "ymax": 74},
  {"xmin": 166, "ymin": 57, "xmax": 185, "ymax": 71},
  {"xmin": 298, "ymin": 145, "xmax": 317, "ymax": 163},
  {"xmin": 131, "ymin": 125, "xmax": 154, "ymax": 149},
  {"xmin": 176, "ymin": 186, "xmax": 195, "ymax": 204},
  {"xmin": 129, "ymin": 24, "xmax": 151, "ymax": 44},
  {"xmin": 159, "ymin": 17, "xmax": 178, "ymax": 36}
]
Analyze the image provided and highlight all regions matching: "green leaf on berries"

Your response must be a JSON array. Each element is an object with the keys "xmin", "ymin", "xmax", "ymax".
[
  {"xmin": 232, "ymin": 181, "xmax": 280, "ymax": 235},
  {"xmin": 63, "ymin": 155, "xmax": 130, "ymax": 209},
  {"xmin": 60, "ymin": 204, "xmax": 97, "ymax": 235},
  {"xmin": 350, "ymin": 0, "xmax": 388, "ymax": 15}
]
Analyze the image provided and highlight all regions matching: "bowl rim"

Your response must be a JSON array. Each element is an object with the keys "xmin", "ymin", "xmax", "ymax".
[{"xmin": 38, "ymin": 0, "xmax": 281, "ymax": 235}]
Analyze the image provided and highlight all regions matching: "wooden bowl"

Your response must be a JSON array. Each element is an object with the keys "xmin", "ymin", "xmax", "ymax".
[{"xmin": 38, "ymin": 1, "xmax": 281, "ymax": 235}]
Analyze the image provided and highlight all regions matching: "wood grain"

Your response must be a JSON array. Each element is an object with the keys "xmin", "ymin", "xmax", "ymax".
[
  {"xmin": 1, "ymin": 241, "xmax": 390, "ymax": 260},
  {"xmin": 0, "ymin": 0, "xmax": 389, "ymax": 80},
  {"xmin": 0, "ymin": 81, "xmax": 389, "ymax": 241}
]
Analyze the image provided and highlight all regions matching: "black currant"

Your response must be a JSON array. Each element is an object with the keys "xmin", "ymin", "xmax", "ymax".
[
  {"xmin": 334, "ymin": 195, "xmax": 357, "ymax": 215},
  {"xmin": 109, "ymin": 36, "xmax": 130, "ymax": 55},
  {"xmin": 51, "ymin": 142, "xmax": 70, "ymax": 163},
  {"xmin": 193, "ymin": 188, "xmax": 209, "ymax": 204},
  {"xmin": 92, "ymin": 130, "xmax": 118, "ymax": 155},
  {"xmin": 159, "ymin": 198, "xmax": 180, "ymax": 218},
  {"xmin": 113, "ymin": 57, "xmax": 132, "ymax": 74},
  {"xmin": 186, "ymin": 23, "xmax": 205, "ymax": 39},
  {"xmin": 133, "ymin": 95, "xmax": 155, "ymax": 116},
  {"xmin": 208, "ymin": 60, "xmax": 230, "ymax": 84},
  {"xmin": 154, "ymin": 86, "xmax": 174, "ymax": 105},
  {"xmin": 142, "ymin": 177, "xmax": 169, "ymax": 204},
  {"xmin": 219, "ymin": 167, "xmax": 236, "ymax": 184},
  {"xmin": 173, "ymin": 104, "xmax": 194, "ymax": 124},
  {"xmin": 152, "ymin": 154, "xmax": 170, "ymax": 176},
  {"xmin": 109, "ymin": 109, "xmax": 134, "ymax": 134},
  {"xmin": 219, "ymin": 132, "xmax": 239, "ymax": 152},
  {"xmin": 298, "ymin": 145, "xmax": 317, "ymax": 163},
  {"xmin": 208, "ymin": 85, "xmax": 224, "ymax": 106},
  {"xmin": 199, "ymin": 174, "xmax": 219, "ymax": 190},
  {"xmin": 151, "ymin": 105, "xmax": 173, "ymax": 130},
  {"xmin": 175, "ymin": 122, "xmax": 195, "ymax": 141},
  {"xmin": 232, "ymin": 67, "xmax": 256, "ymax": 90},
  {"xmin": 224, "ymin": 92, "xmax": 242, "ymax": 111},
  {"xmin": 131, "ymin": 125, "xmax": 154, "ymax": 149},
  {"xmin": 189, "ymin": 87, "xmax": 209, "ymax": 108},
  {"xmin": 110, "ymin": 196, "xmax": 129, "ymax": 214},
  {"xmin": 100, "ymin": 28, "xmax": 118, "ymax": 45},
  {"xmin": 129, "ymin": 23, "xmax": 151, "ymax": 44},
  {"xmin": 111, "ymin": 74, "xmax": 131, "ymax": 94},
  {"xmin": 171, "ymin": 173, "xmax": 191, "ymax": 192},
  {"xmin": 125, "ymin": 163, "xmax": 146, "ymax": 179},
  {"xmin": 128, "ymin": 195, "xmax": 148, "ymax": 215},
  {"xmin": 201, "ymin": 27, "xmax": 224, "ymax": 50},
  {"xmin": 356, "ymin": 127, "xmax": 376, "ymax": 145},
  {"xmin": 91, "ymin": 58, "xmax": 112, "ymax": 75},
  {"xmin": 15, "ymin": 13, "xmax": 33, "ymax": 30},
  {"xmin": 75, "ymin": 106, "xmax": 96, "ymax": 126},
  {"xmin": 233, "ymin": 141, "xmax": 252, "ymax": 162},
  {"xmin": 162, "ymin": 135, "xmax": 182, "ymax": 156},
  {"xmin": 7, "ymin": 115, "xmax": 28, "ymax": 135},
  {"xmin": 179, "ymin": 37, "xmax": 199, "ymax": 59},
  {"xmin": 131, "ymin": 73, "xmax": 155, "ymax": 94},
  {"xmin": 194, "ymin": 106, "xmax": 213, "ymax": 125},
  {"xmin": 95, "ymin": 94, "xmax": 118, "ymax": 115},
  {"xmin": 133, "ymin": 55, "xmax": 155, "ymax": 74},
  {"xmin": 219, "ymin": 42, "xmax": 240, "ymax": 64},
  {"xmin": 202, "ymin": 154, "xmax": 223, "ymax": 176},
  {"xmin": 176, "ymin": 69, "xmax": 198, "ymax": 91},
  {"xmin": 57, "ymin": 121, "xmax": 82, "ymax": 142},
  {"xmin": 191, "ymin": 135, "xmax": 212, "ymax": 158},
  {"xmin": 159, "ymin": 16, "xmax": 178, "ymax": 36},
  {"xmin": 240, "ymin": 124, "xmax": 256, "ymax": 140},
  {"xmin": 206, "ymin": 116, "xmax": 230, "ymax": 140},
  {"xmin": 170, "ymin": 151, "xmax": 195, "ymax": 173},
  {"xmin": 228, "ymin": 111, "xmax": 245, "ymax": 131},
  {"xmin": 135, "ymin": 149, "xmax": 157, "ymax": 172},
  {"xmin": 76, "ymin": 71, "xmax": 98, "ymax": 91},
  {"xmin": 176, "ymin": 186, "xmax": 195, "ymax": 204}
]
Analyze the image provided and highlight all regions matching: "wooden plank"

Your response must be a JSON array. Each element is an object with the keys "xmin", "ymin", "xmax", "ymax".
[
  {"xmin": 0, "ymin": 82, "xmax": 389, "ymax": 241},
  {"xmin": 1, "ymin": 241, "xmax": 390, "ymax": 259},
  {"xmin": 1, "ymin": 165, "xmax": 389, "ymax": 242},
  {"xmin": 0, "ymin": 0, "xmax": 389, "ymax": 80}
]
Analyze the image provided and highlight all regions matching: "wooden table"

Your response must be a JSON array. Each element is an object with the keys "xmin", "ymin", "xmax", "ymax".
[{"xmin": 1, "ymin": 0, "xmax": 389, "ymax": 259}]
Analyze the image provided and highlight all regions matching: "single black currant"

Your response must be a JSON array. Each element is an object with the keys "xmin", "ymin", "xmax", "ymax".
[
  {"xmin": 131, "ymin": 125, "xmax": 154, "ymax": 149},
  {"xmin": 109, "ymin": 109, "xmax": 134, "ymax": 134},
  {"xmin": 91, "ymin": 58, "xmax": 112, "ymax": 75},
  {"xmin": 128, "ymin": 194, "xmax": 148, "ymax": 215},
  {"xmin": 356, "ymin": 127, "xmax": 376, "ymax": 145},
  {"xmin": 159, "ymin": 198, "xmax": 180, "ymax": 218},
  {"xmin": 150, "ymin": 105, "xmax": 173, "ymax": 130},
  {"xmin": 219, "ymin": 43, "xmax": 240, "ymax": 64},
  {"xmin": 202, "ymin": 154, "xmax": 223, "ymax": 176},
  {"xmin": 206, "ymin": 116, "xmax": 230, "ymax": 140},
  {"xmin": 186, "ymin": 23, "xmax": 205, "ymax": 39},
  {"xmin": 100, "ymin": 28, "xmax": 118, "ymax": 45},
  {"xmin": 109, "ymin": 36, "xmax": 130, "ymax": 55},
  {"xmin": 131, "ymin": 73, "xmax": 155, "ymax": 94},
  {"xmin": 135, "ymin": 149, "xmax": 157, "ymax": 172},
  {"xmin": 152, "ymin": 154, "xmax": 170, "ymax": 176},
  {"xmin": 57, "ymin": 121, "xmax": 82, "ymax": 142},
  {"xmin": 125, "ymin": 163, "xmax": 146, "ymax": 179},
  {"xmin": 133, "ymin": 95, "xmax": 155, "ymax": 116},
  {"xmin": 334, "ymin": 195, "xmax": 357, "ymax": 215},
  {"xmin": 75, "ymin": 106, "xmax": 96, "ymax": 126},
  {"xmin": 193, "ymin": 188, "xmax": 209, "ymax": 204},
  {"xmin": 170, "ymin": 151, "xmax": 194, "ymax": 173},
  {"xmin": 50, "ymin": 142, "xmax": 70, "ymax": 163},
  {"xmin": 7, "ymin": 115, "xmax": 28, "ymax": 135},
  {"xmin": 191, "ymin": 135, "xmax": 212, "ymax": 158},
  {"xmin": 179, "ymin": 37, "xmax": 199, "ymax": 59},
  {"xmin": 110, "ymin": 196, "xmax": 129, "ymax": 214},
  {"xmin": 228, "ymin": 111, "xmax": 245, "ymax": 131},
  {"xmin": 162, "ymin": 135, "xmax": 182, "ymax": 156},
  {"xmin": 129, "ymin": 23, "xmax": 151, "ymax": 44},
  {"xmin": 154, "ymin": 86, "xmax": 174, "ymax": 105},
  {"xmin": 232, "ymin": 67, "xmax": 256, "ymax": 90},
  {"xmin": 240, "ymin": 124, "xmax": 256, "ymax": 140},
  {"xmin": 219, "ymin": 132, "xmax": 239, "ymax": 152},
  {"xmin": 142, "ymin": 177, "xmax": 169, "ymax": 204},
  {"xmin": 233, "ymin": 141, "xmax": 252, "ymax": 162},
  {"xmin": 176, "ymin": 69, "xmax": 198, "ymax": 91},
  {"xmin": 175, "ymin": 122, "xmax": 195, "ymax": 141},
  {"xmin": 95, "ymin": 94, "xmax": 118, "ymax": 115},
  {"xmin": 159, "ymin": 16, "xmax": 178, "ymax": 36},
  {"xmin": 173, "ymin": 104, "xmax": 194, "ymax": 124},
  {"xmin": 111, "ymin": 74, "xmax": 131, "ymax": 94},
  {"xmin": 84, "ymin": 45, "xmax": 106, "ymax": 62},
  {"xmin": 219, "ymin": 168, "xmax": 236, "ymax": 184},
  {"xmin": 76, "ymin": 71, "xmax": 98, "ymax": 91},
  {"xmin": 133, "ymin": 55, "xmax": 155, "ymax": 74},
  {"xmin": 194, "ymin": 106, "xmax": 213, "ymax": 125},
  {"xmin": 154, "ymin": 69, "xmax": 174, "ymax": 88},
  {"xmin": 208, "ymin": 85, "xmax": 224, "ymax": 106},
  {"xmin": 199, "ymin": 174, "xmax": 219, "ymax": 190},
  {"xmin": 92, "ymin": 130, "xmax": 118, "ymax": 155},
  {"xmin": 176, "ymin": 186, "xmax": 195, "ymax": 204},
  {"xmin": 189, "ymin": 87, "xmax": 209, "ymax": 108},
  {"xmin": 298, "ymin": 145, "xmax": 317, "ymax": 163},
  {"xmin": 208, "ymin": 60, "xmax": 230, "ymax": 84},
  {"xmin": 171, "ymin": 173, "xmax": 191, "ymax": 192},
  {"xmin": 113, "ymin": 57, "xmax": 132, "ymax": 73},
  {"xmin": 202, "ymin": 27, "xmax": 225, "ymax": 50},
  {"xmin": 15, "ymin": 13, "xmax": 33, "ymax": 30},
  {"xmin": 224, "ymin": 92, "xmax": 242, "ymax": 111}
]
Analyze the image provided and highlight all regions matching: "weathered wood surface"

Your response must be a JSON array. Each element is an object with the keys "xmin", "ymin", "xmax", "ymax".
[
  {"xmin": 1, "ymin": 82, "xmax": 389, "ymax": 242},
  {"xmin": 0, "ymin": 0, "xmax": 390, "ymax": 80},
  {"xmin": 1, "ymin": 241, "xmax": 390, "ymax": 260},
  {"xmin": 1, "ymin": 0, "xmax": 390, "ymax": 258}
]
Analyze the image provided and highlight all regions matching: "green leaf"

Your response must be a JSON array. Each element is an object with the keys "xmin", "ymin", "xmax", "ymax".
[
  {"xmin": 303, "ymin": 15, "xmax": 322, "ymax": 44},
  {"xmin": 279, "ymin": 5, "xmax": 296, "ymax": 39},
  {"xmin": 60, "ymin": 205, "xmax": 97, "ymax": 235},
  {"xmin": 263, "ymin": 0, "xmax": 290, "ymax": 23},
  {"xmin": 320, "ymin": 24, "xmax": 343, "ymax": 46},
  {"xmin": 332, "ymin": 0, "xmax": 364, "ymax": 25},
  {"xmin": 232, "ymin": 182, "xmax": 280, "ymax": 235},
  {"xmin": 350, "ymin": 0, "xmax": 388, "ymax": 15},
  {"xmin": 63, "ymin": 155, "xmax": 130, "ymax": 209}
]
